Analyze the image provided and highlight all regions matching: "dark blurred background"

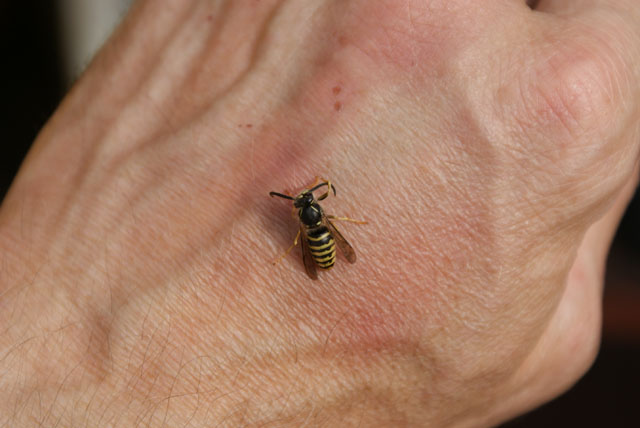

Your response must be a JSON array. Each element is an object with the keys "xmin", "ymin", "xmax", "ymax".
[{"xmin": 1, "ymin": 2, "xmax": 638, "ymax": 426}]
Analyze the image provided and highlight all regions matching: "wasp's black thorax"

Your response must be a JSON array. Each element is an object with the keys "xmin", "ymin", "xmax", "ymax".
[{"xmin": 299, "ymin": 203, "xmax": 323, "ymax": 227}]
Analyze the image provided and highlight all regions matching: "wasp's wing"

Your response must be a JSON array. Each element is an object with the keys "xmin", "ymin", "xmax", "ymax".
[
  {"xmin": 325, "ymin": 217, "xmax": 356, "ymax": 263},
  {"xmin": 300, "ymin": 225, "xmax": 318, "ymax": 280}
]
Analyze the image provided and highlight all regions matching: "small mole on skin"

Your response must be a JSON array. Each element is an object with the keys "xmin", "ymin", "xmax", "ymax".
[
  {"xmin": 334, "ymin": 101, "xmax": 342, "ymax": 111},
  {"xmin": 332, "ymin": 86, "xmax": 341, "ymax": 95},
  {"xmin": 207, "ymin": 15, "xmax": 213, "ymax": 21},
  {"xmin": 246, "ymin": 124, "xmax": 253, "ymax": 128}
]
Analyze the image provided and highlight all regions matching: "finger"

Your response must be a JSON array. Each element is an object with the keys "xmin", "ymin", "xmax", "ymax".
[
  {"xmin": 496, "ymin": 164, "xmax": 638, "ymax": 420},
  {"xmin": 573, "ymin": 162, "xmax": 639, "ymax": 293},
  {"xmin": 551, "ymin": 162, "xmax": 637, "ymax": 381}
]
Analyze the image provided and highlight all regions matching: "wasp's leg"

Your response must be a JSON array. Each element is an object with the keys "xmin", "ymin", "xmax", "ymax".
[
  {"xmin": 273, "ymin": 229, "xmax": 301, "ymax": 265},
  {"xmin": 302, "ymin": 176, "xmax": 335, "ymax": 200},
  {"xmin": 306, "ymin": 176, "xmax": 323, "ymax": 189},
  {"xmin": 316, "ymin": 177, "xmax": 335, "ymax": 201},
  {"xmin": 327, "ymin": 215, "xmax": 367, "ymax": 225}
]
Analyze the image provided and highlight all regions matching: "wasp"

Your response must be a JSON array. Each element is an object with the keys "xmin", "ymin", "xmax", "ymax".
[{"xmin": 269, "ymin": 178, "xmax": 366, "ymax": 280}]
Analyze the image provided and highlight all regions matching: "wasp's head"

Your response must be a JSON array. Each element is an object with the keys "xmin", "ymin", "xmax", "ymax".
[{"xmin": 293, "ymin": 191, "xmax": 315, "ymax": 208}]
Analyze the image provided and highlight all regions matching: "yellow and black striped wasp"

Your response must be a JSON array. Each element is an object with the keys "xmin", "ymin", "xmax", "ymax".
[{"xmin": 269, "ymin": 178, "xmax": 366, "ymax": 280}]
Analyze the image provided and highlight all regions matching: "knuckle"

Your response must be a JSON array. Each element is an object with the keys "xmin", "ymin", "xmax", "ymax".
[
  {"xmin": 518, "ymin": 40, "xmax": 627, "ymax": 141},
  {"xmin": 490, "ymin": 20, "xmax": 638, "ymax": 204},
  {"xmin": 496, "ymin": 19, "xmax": 636, "ymax": 148}
]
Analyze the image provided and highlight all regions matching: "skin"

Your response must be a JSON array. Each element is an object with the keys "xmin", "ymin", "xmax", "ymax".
[{"xmin": 0, "ymin": 0, "xmax": 638, "ymax": 426}]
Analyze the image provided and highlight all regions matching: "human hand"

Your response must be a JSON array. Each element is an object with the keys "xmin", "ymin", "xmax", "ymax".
[{"xmin": 1, "ymin": 0, "xmax": 638, "ymax": 426}]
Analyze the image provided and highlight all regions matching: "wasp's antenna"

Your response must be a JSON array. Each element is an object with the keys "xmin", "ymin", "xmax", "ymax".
[
  {"xmin": 309, "ymin": 181, "xmax": 337, "ymax": 196},
  {"xmin": 269, "ymin": 191, "xmax": 295, "ymax": 200}
]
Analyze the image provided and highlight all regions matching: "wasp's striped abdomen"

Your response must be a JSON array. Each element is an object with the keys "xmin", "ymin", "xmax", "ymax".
[{"xmin": 306, "ymin": 226, "xmax": 336, "ymax": 269}]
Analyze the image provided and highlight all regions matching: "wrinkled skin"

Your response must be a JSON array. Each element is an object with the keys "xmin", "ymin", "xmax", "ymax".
[{"xmin": 1, "ymin": 0, "xmax": 639, "ymax": 426}]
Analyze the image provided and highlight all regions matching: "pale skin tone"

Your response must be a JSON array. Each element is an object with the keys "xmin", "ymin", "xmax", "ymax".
[{"xmin": 1, "ymin": 0, "xmax": 639, "ymax": 426}]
